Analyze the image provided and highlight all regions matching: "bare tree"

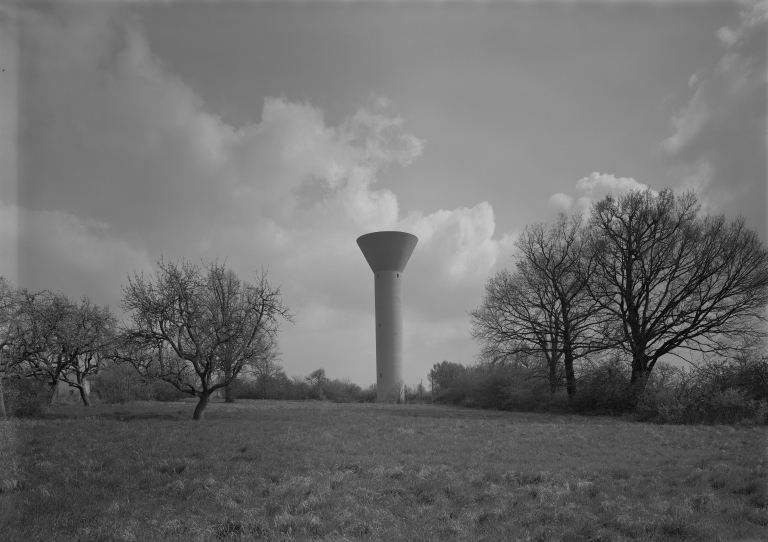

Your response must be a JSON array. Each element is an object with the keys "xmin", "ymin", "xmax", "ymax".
[
  {"xmin": 273, "ymin": 368, "xmax": 289, "ymax": 399},
  {"xmin": 586, "ymin": 189, "xmax": 768, "ymax": 391},
  {"xmin": 251, "ymin": 335, "xmax": 282, "ymax": 399},
  {"xmin": 515, "ymin": 215, "xmax": 610, "ymax": 398},
  {"xmin": 471, "ymin": 214, "xmax": 608, "ymax": 398},
  {"xmin": 55, "ymin": 300, "xmax": 115, "ymax": 406},
  {"xmin": 16, "ymin": 291, "xmax": 115, "ymax": 407},
  {"xmin": 120, "ymin": 258, "xmax": 294, "ymax": 420},
  {"xmin": 0, "ymin": 277, "xmax": 21, "ymax": 417},
  {"xmin": 305, "ymin": 368, "xmax": 326, "ymax": 390},
  {"xmin": 427, "ymin": 360, "xmax": 465, "ymax": 394}
]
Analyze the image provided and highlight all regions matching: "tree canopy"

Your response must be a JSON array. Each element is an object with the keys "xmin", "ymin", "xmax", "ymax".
[
  {"xmin": 472, "ymin": 189, "xmax": 768, "ymax": 400},
  {"xmin": 120, "ymin": 258, "xmax": 294, "ymax": 420}
]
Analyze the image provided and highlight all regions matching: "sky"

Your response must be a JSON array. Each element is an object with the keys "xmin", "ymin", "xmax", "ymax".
[{"xmin": 0, "ymin": 0, "xmax": 765, "ymax": 386}]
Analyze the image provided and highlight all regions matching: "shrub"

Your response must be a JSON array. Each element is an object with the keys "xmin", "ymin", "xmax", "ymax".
[
  {"xmin": 570, "ymin": 357, "xmax": 636, "ymax": 414},
  {"xmin": 151, "ymin": 381, "xmax": 189, "ymax": 402},
  {"xmin": 3, "ymin": 377, "xmax": 49, "ymax": 417},
  {"xmin": 228, "ymin": 378, "xmax": 262, "ymax": 400},
  {"xmin": 93, "ymin": 363, "xmax": 154, "ymax": 403},
  {"xmin": 500, "ymin": 377, "xmax": 562, "ymax": 412},
  {"xmin": 322, "ymin": 379, "xmax": 363, "ymax": 403},
  {"xmin": 635, "ymin": 356, "xmax": 768, "ymax": 425},
  {"xmin": 359, "ymin": 383, "xmax": 377, "ymax": 403},
  {"xmin": 425, "ymin": 349, "xmax": 767, "ymax": 425},
  {"xmin": 429, "ymin": 363, "xmax": 556, "ymax": 412}
]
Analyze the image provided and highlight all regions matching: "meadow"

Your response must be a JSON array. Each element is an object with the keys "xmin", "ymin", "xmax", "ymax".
[{"xmin": 0, "ymin": 400, "xmax": 765, "ymax": 542}]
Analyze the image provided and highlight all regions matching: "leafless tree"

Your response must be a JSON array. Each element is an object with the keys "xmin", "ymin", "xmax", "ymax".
[
  {"xmin": 0, "ymin": 277, "xmax": 21, "ymax": 417},
  {"xmin": 119, "ymin": 258, "xmax": 293, "ymax": 420},
  {"xmin": 427, "ymin": 360, "xmax": 465, "ymax": 394},
  {"xmin": 305, "ymin": 368, "xmax": 326, "ymax": 390},
  {"xmin": 585, "ymin": 189, "xmax": 768, "ymax": 391},
  {"xmin": 273, "ymin": 368, "xmax": 289, "ymax": 399},
  {"xmin": 16, "ymin": 291, "xmax": 115, "ymax": 407},
  {"xmin": 251, "ymin": 335, "xmax": 282, "ymax": 399},
  {"xmin": 471, "ymin": 214, "xmax": 608, "ymax": 398}
]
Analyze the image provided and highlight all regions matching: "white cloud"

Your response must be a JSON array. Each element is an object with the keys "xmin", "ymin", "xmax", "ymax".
[
  {"xmin": 660, "ymin": 87, "xmax": 710, "ymax": 156},
  {"xmin": 547, "ymin": 193, "xmax": 573, "ymax": 213},
  {"xmin": 13, "ymin": 4, "xmax": 513, "ymax": 384},
  {"xmin": 575, "ymin": 172, "xmax": 655, "ymax": 199},
  {"xmin": 0, "ymin": 197, "xmax": 153, "ymax": 307},
  {"xmin": 547, "ymin": 172, "xmax": 655, "ymax": 219},
  {"xmin": 661, "ymin": 0, "xmax": 767, "ymax": 236}
]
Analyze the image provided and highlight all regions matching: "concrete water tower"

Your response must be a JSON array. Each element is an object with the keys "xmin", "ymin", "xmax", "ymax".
[{"xmin": 357, "ymin": 231, "xmax": 418, "ymax": 402}]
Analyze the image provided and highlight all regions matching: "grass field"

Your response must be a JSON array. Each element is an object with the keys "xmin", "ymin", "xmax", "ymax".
[{"xmin": 1, "ymin": 400, "xmax": 766, "ymax": 541}]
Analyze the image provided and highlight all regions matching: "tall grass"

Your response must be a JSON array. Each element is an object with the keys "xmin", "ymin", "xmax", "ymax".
[{"xmin": 1, "ymin": 400, "xmax": 766, "ymax": 541}]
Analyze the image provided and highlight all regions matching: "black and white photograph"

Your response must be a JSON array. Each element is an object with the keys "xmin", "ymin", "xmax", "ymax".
[{"xmin": 0, "ymin": 1, "xmax": 766, "ymax": 540}]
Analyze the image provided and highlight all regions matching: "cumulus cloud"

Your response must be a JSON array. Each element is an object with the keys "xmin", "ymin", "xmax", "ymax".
[
  {"xmin": 547, "ymin": 172, "xmax": 655, "ymax": 218},
  {"xmin": 661, "ymin": 0, "xmax": 767, "ymax": 236},
  {"xmin": 547, "ymin": 193, "xmax": 573, "ymax": 213},
  {"xmin": 0, "ymin": 197, "xmax": 153, "ymax": 307},
  {"xmin": 12, "ymin": 4, "xmax": 512, "ymax": 384}
]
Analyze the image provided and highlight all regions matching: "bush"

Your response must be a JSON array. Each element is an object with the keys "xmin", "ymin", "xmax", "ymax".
[
  {"xmin": 93, "ymin": 363, "xmax": 154, "ymax": 403},
  {"xmin": 359, "ymin": 384, "xmax": 377, "ymax": 403},
  {"xmin": 322, "ymin": 379, "xmax": 363, "ymax": 403},
  {"xmin": 500, "ymin": 378, "xmax": 563, "ymax": 412},
  {"xmin": 151, "ymin": 381, "xmax": 189, "ymax": 402},
  {"xmin": 3, "ymin": 377, "xmax": 49, "ymax": 417},
  {"xmin": 227, "ymin": 378, "xmax": 262, "ymax": 400},
  {"xmin": 430, "ymin": 363, "xmax": 556, "ymax": 412},
  {"xmin": 570, "ymin": 357, "xmax": 636, "ymax": 415},
  {"xmin": 426, "ymin": 349, "xmax": 767, "ymax": 425},
  {"xmin": 635, "ymin": 356, "xmax": 768, "ymax": 425}
]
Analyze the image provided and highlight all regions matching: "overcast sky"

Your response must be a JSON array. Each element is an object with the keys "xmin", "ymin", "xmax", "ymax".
[{"xmin": 0, "ymin": 1, "xmax": 765, "ymax": 386}]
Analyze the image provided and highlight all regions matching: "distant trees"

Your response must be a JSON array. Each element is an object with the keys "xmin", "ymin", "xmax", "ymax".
[
  {"xmin": 305, "ymin": 368, "xmax": 327, "ymax": 391},
  {"xmin": 471, "ymin": 188, "xmax": 768, "ymax": 405},
  {"xmin": 119, "ymin": 258, "xmax": 293, "ymax": 420},
  {"xmin": 428, "ymin": 361, "xmax": 466, "ymax": 395},
  {"xmin": 252, "ymin": 337, "xmax": 282, "ymax": 400}
]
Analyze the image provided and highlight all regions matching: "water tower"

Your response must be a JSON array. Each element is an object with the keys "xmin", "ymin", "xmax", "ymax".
[{"xmin": 357, "ymin": 231, "xmax": 418, "ymax": 402}]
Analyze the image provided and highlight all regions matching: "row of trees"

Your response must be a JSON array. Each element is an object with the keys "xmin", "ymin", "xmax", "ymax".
[
  {"xmin": 91, "ymin": 364, "xmax": 386, "ymax": 404},
  {"xmin": 427, "ymin": 350, "xmax": 768, "ymax": 424},
  {"xmin": 471, "ymin": 189, "xmax": 768, "ymax": 404},
  {"xmin": 0, "ymin": 259, "xmax": 293, "ymax": 420}
]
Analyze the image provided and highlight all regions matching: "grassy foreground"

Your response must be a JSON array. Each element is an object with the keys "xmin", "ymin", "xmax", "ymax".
[{"xmin": 0, "ymin": 400, "xmax": 766, "ymax": 542}]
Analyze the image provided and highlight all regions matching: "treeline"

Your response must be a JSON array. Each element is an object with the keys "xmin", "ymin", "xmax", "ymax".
[
  {"xmin": 0, "ymin": 258, "xmax": 293, "ymax": 420},
  {"xmin": 427, "ymin": 350, "xmax": 768, "ymax": 424},
  {"xmin": 464, "ymin": 188, "xmax": 768, "ymax": 424},
  {"xmin": 1, "ymin": 360, "xmax": 426, "ymax": 414},
  {"xmin": 83, "ymin": 365, "xmax": 427, "ymax": 405}
]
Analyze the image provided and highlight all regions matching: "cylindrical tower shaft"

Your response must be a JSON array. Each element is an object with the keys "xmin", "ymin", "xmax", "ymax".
[{"xmin": 375, "ymin": 271, "xmax": 403, "ymax": 402}]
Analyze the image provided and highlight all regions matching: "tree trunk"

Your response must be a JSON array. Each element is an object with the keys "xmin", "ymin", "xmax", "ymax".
[
  {"xmin": 0, "ymin": 377, "xmax": 6, "ymax": 418},
  {"xmin": 48, "ymin": 380, "xmax": 59, "ymax": 407},
  {"xmin": 564, "ymin": 352, "xmax": 576, "ymax": 402},
  {"xmin": 224, "ymin": 382, "xmax": 236, "ymax": 403},
  {"xmin": 78, "ymin": 385, "xmax": 91, "ymax": 407},
  {"xmin": 561, "ymin": 317, "xmax": 577, "ymax": 402},
  {"xmin": 193, "ymin": 392, "xmax": 211, "ymax": 420},
  {"xmin": 548, "ymin": 358, "xmax": 558, "ymax": 395},
  {"xmin": 629, "ymin": 352, "xmax": 651, "ymax": 407}
]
